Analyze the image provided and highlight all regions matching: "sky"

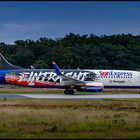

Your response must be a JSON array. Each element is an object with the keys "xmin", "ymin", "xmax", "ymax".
[{"xmin": 0, "ymin": 1, "xmax": 140, "ymax": 44}]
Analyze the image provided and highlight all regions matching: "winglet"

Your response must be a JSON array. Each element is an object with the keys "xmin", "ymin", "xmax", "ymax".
[{"xmin": 52, "ymin": 62, "xmax": 62, "ymax": 76}]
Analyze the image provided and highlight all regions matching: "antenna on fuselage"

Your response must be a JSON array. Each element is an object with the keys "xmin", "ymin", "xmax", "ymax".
[{"xmin": 29, "ymin": 65, "xmax": 35, "ymax": 69}]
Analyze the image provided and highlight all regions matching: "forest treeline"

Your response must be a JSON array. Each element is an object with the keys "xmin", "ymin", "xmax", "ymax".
[{"xmin": 0, "ymin": 33, "xmax": 140, "ymax": 70}]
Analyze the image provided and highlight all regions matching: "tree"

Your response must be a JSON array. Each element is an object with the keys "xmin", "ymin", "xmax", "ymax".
[{"xmin": 33, "ymin": 59, "xmax": 48, "ymax": 69}]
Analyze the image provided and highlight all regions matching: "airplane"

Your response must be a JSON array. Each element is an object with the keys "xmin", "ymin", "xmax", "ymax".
[{"xmin": 0, "ymin": 53, "xmax": 140, "ymax": 95}]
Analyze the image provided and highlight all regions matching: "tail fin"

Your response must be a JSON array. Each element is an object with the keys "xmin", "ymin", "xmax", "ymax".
[
  {"xmin": 0, "ymin": 53, "xmax": 22, "ymax": 70},
  {"xmin": 52, "ymin": 62, "xmax": 62, "ymax": 76}
]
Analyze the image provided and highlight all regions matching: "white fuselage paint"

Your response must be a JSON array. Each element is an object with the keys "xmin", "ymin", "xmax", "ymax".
[
  {"xmin": 7, "ymin": 69, "xmax": 140, "ymax": 89},
  {"xmin": 89, "ymin": 70, "xmax": 140, "ymax": 88}
]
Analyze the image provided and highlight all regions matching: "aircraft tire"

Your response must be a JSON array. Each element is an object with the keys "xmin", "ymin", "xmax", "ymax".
[
  {"xmin": 64, "ymin": 89, "xmax": 69, "ymax": 95},
  {"xmin": 64, "ymin": 89, "xmax": 74, "ymax": 95},
  {"xmin": 69, "ymin": 89, "xmax": 74, "ymax": 95}
]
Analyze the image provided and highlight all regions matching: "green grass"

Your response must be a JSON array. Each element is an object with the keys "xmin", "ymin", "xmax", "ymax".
[{"xmin": 0, "ymin": 99, "xmax": 139, "ymax": 139}]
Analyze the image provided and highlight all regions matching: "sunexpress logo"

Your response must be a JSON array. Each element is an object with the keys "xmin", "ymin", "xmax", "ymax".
[{"xmin": 99, "ymin": 71, "xmax": 133, "ymax": 77}]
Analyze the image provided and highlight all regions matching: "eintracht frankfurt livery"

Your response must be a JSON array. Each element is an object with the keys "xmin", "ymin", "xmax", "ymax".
[{"xmin": 0, "ymin": 53, "xmax": 140, "ymax": 94}]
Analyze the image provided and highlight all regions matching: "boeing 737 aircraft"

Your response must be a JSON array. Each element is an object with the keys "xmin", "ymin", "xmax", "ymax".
[{"xmin": 0, "ymin": 53, "xmax": 140, "ymax": 94}]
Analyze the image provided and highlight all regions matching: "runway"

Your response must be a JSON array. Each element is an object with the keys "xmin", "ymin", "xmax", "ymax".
[{"xmin": 0, "ymin": 93, "xmax": 140, "ymax": 99}]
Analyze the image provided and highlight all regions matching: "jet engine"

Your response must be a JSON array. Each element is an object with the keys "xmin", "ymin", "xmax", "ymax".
[{"xmin": 75, "ymin": 82, "xmax": 104, "ymax": 92}]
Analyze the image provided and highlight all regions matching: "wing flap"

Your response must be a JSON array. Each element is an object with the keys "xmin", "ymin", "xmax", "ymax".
[{"xmin": 59, "ymin": 75, "xmax": 85, "ymax": 86}]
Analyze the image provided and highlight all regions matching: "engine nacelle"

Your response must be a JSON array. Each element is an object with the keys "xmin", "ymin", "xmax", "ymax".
[{"xmin": 75, "ymin": 82, "xmax": 104, "ymax": 92}]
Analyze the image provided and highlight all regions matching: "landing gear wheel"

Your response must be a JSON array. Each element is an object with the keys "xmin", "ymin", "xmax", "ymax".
[
  {"xmin": 69, "ymin": 89, "xmax": 74, "ymax": 95},
  {"xmin": 64, "ymin": 89, "xmax": 69, "ymax": 95},
  {"xmin": 64, "ymin": 89, "xmax": 74, "ymax": 95}
]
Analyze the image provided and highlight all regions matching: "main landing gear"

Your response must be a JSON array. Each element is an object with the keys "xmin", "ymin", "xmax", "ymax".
[{"xmin": 64, "ymin": 89, "xmax": 74, "ymax": 95}]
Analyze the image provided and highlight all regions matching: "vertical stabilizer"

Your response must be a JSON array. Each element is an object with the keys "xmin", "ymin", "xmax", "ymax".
[{"xmin": 0, "ymin": 53, "xmax": 22, "ymax": 70}]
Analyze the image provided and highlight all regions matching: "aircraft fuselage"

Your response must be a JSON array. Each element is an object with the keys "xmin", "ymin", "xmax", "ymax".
[{"xmin": 1, "ymin": 69, "xmax": 140, "ymax": 89}]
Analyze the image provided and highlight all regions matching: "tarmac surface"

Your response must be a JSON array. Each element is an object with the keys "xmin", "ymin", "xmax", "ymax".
[{"xmin": 0, "ymin": 93, "xmax": 140, "ymax": 99}]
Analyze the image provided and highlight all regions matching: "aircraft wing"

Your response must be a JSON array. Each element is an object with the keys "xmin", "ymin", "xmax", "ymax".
[{"xmin": 52, "ymin": 62, "xmax": 85, "ymax": 86}]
